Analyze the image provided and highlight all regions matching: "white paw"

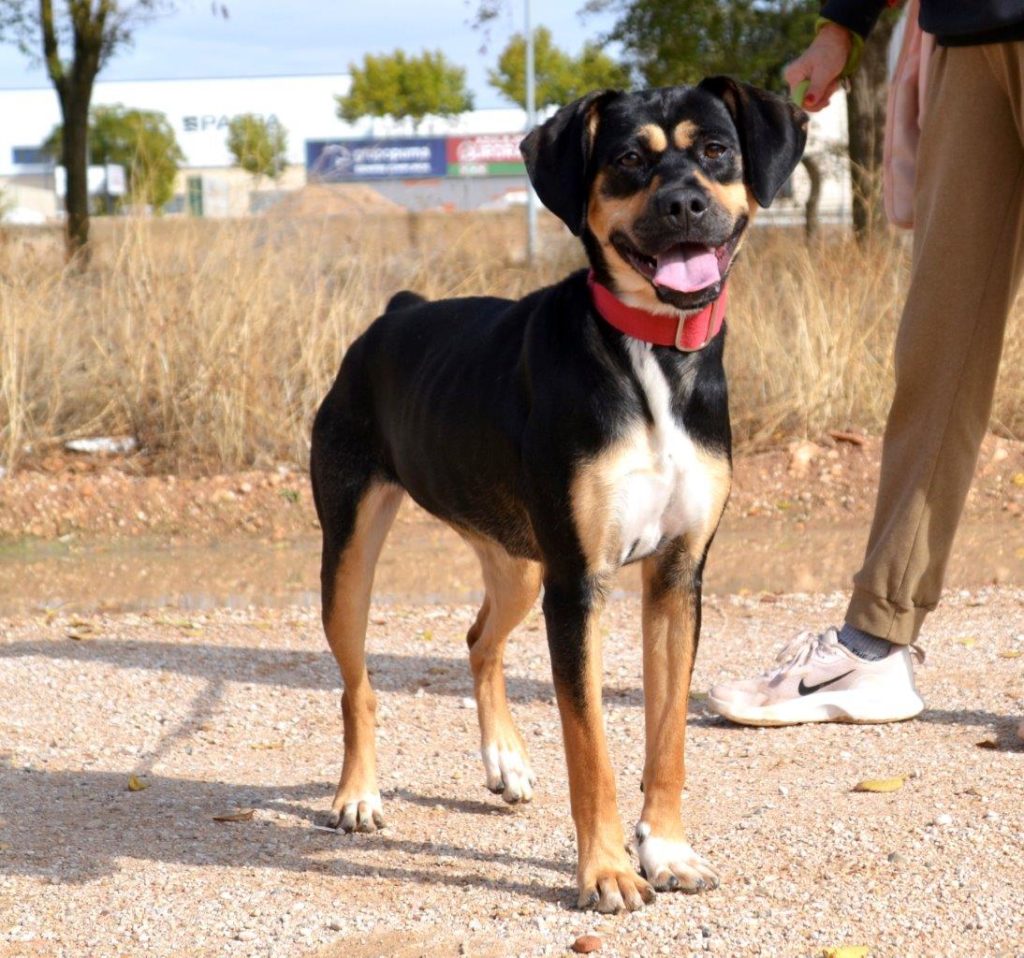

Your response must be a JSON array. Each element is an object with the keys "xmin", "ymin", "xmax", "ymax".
[
  {"xmin": 481, "ymin": 743, "xmax": 535, "ymax": 804},
  {"xmin": 635, "ymin": 823, "xmax": 719, "ymax": 892},
  {"xmin": 329, "ymin": 791, "xmax": 385, "ymax": 833}
]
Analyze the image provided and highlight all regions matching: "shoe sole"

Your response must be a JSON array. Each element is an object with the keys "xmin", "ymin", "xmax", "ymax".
[{"xmin": 707, "ymin": 687, "xmax": 925, "ymax": 728}]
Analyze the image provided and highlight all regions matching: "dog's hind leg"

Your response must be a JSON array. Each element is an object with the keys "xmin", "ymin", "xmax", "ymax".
[
  {"xmin": 315, "ymin": 471, "xmax": 403, "ymax": 833},
  {"xmin": 464, "ymin": 537, "xmax": 542, "ymax": 804}
]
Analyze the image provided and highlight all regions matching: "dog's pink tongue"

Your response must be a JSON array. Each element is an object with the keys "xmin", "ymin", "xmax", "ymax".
[{"xmin": 653, "ymin": 245, "xmax": 720, "ymax": 292}]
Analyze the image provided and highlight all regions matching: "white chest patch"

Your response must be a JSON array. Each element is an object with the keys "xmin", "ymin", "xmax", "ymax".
[{"xmin": 611, "ymin": 340, "xmax": 714, "ymax": 564}]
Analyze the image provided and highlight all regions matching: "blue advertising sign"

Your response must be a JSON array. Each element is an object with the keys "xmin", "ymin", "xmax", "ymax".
[{"xmin": 306, "ymin": 138, "xmax": 447, "ymax": 180}]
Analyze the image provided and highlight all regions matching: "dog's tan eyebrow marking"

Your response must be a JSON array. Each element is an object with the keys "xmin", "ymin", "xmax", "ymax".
[
  {"xmin": 637, "ymin": 123, "xmax": 668, "ymax": 153},
  {"xmin": 672, "ymin": 120, "xmax": 698, "ymax": 150}
]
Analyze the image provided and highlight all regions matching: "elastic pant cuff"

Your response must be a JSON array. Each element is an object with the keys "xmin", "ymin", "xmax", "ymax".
[{"xmin": 845, "ymin": 588, "xmax": 932, "ymax": 646}]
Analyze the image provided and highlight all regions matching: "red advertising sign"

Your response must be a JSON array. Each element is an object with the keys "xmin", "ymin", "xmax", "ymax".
[{"xmin": 446, "ymin": 134, "xmax": 525, "ymax": 176}]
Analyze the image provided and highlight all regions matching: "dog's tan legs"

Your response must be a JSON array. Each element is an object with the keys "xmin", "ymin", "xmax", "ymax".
[
  {"xmin": 544, "ymin": 577, "xmax": 655, "ymax": 913},
  {"xmin": 634, "ymin": 546, "xmax": 719, "ymax": 891},
  {"xmin": 322, "ymin": 482, "xmax": 403, "ymax": 832},
  {"xmin": 465, "ymin": 539, "xmax": 542, "ymax": 803}
]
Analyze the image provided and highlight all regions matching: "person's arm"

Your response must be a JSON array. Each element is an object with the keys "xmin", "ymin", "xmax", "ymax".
[{"xmin": 819, "ymin": 0, "xmax": 890, "ymax": 40}]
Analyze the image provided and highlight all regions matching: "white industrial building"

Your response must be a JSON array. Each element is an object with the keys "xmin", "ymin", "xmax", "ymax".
[{"xmin": 0, "ymin": 72, "xmax": 852, "ymax": 223}]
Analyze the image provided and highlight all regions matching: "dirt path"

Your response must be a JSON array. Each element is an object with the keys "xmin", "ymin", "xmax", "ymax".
[{"xmin": 2, "ymin": 591, "xmax": 1022, "ymax": 958}]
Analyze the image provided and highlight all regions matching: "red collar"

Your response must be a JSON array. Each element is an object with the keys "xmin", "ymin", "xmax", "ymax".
[{"xmin": 587, "ymin": 271, "xmax": 727, "ymax": 352}]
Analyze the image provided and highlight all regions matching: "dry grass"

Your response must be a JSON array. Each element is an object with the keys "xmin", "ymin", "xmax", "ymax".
[{"xmin": 0, "ymin": 212, "xmax": 1021, "ymax": 474}]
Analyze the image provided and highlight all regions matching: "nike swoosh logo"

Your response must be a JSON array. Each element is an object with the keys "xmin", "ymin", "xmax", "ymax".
[{"xmin": 798, "ymin": 671, "xmax": 854, "ymax": 696}]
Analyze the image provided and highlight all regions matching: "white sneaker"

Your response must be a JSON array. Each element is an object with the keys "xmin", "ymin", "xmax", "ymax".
[{"xmin": 708, "ymin": 628, "xmax": 925, "ymax": 727}]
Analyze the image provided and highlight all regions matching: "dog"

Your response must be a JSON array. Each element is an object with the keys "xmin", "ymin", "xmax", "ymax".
[{"xmin": 310, "ymin": 78, "xmax": 807, "ymax": 913}]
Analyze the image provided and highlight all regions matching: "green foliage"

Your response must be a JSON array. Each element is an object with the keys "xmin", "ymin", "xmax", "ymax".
[
  {"xmin": 488, "ymin": 26, "xmax": 630, "ymax": 109},
  {"xmin": 44, "ymin": 104, "xmax": 185, "ymax": 210},
  {"xmin": 337, "ymin": 49, "xmax": 474, "ymax": 127},
  {"xmin": 226, "ymin": 114, "xmax": 288, "ymax": 183},
  {"xmin": 586, "ymin": 0, "xmax": 818, "ymax": 93}
]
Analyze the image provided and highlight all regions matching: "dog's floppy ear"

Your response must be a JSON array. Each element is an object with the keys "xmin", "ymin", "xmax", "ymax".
[
  {"xmin": 520, "ymin": 89, "xmax": 620, "ymax": 235},
  {"xmin": 698, "ymin": 76, "xmax": 808, "ymax": 209}
]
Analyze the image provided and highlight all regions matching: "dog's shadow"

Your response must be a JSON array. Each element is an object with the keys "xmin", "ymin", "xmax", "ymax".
[{"xmin": 0, "ymin": 763, "xmax": 570, "ymax": 904}]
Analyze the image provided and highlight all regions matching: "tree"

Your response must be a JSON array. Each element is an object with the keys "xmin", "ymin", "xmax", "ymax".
[
  {"xmin": 846, "ymin": 21, "xmax": 897, "ymax": 241},
  {"xmin": 587, "ymin": 0, "xmax": 817, "ymax": 90},
  {"xmin": 588, "ymin": 0, "xmax": 898, "ymax": 239},
  {"xmin": 226, "ymin": 113, "xmax": 287, "ymax": 186},
  {"xmin": 337, "ymin": 49, "xmax": 473, "ymax": 129},
  {"xmin": 488, "ymin": 26, "xmax": 629, "ymax": 111},
  {"xmin": 0, "ymin": 1, "xmax": 180, "ymax": 259},
  {"xmin": 45, "ymin": 103, "xmax": 184, "ymax": 211}
]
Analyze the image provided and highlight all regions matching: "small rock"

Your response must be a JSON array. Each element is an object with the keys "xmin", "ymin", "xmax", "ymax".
[
  {"xmin": 572, "ymin": 934, "xmax": 602, "ymax": 954},
  {"xmin": 460, "ymin": 697, "xmax": 476, "ymax": 710},
  {"xmin": 932, "ymin": 813, "xmax": 953, "ymax": 827},
  {"xmin": 887, "ymin": 851, "xmax": 902, "ymax": 863}
]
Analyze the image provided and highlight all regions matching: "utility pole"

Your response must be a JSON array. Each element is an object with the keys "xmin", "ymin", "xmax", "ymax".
[{"xmin": 524, "ymin": 0, "xmax": 537, "ymax": 264}]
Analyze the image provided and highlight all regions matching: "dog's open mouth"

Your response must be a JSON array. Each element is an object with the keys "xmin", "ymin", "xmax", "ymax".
[{"xmin": 613, "ymin": 221, "xmax": 746, "ymax": 297}]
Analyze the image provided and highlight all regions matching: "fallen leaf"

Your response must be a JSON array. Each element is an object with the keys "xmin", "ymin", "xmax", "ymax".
[
  {"xmin": 998, "ymin": 650, "xmax": 1022, "ymax": 659},
  {"xmin": 249, "ymin": 741, "xmax": 284, "ymax": 750},
  {"xmin": 1013, "ymin": 473, "xmax": 1024, "ymax": 487},
  {"xmin": 127, "ymin": 775, "xmax": 149, "ymax": 792},
  {"xmin": 853, "ymin": 776, "xmax": 904, "ymax": 793},
  {"xmin": 822, "ymin": 948, "xmax": 869, "ymax": 958},
  {"xmin": 975, "ymin": 739, "xmax": 1000, "ymax": 750},
  {"xmin": 66, "ymin": 623, "xmax": 97, "ymax": 640},
  {"xmin": 955, "ymin": 636, "xmax": 978, "ymax": 647},
  {"xmin": 213, "ymin": 808, "xmax": 255, "ymax": 823},
  {"xmin": 828, "ymin": 430, "xmax": 867, "ymax": 447}
]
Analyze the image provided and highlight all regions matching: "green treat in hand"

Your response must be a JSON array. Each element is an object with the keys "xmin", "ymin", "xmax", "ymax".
[{"xmin": 792, "ymin": 79, "xmax": 810, "ymax": 107}]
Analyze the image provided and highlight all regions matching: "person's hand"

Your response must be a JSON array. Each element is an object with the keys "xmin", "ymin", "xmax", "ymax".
[{"xmin": 784, "ymin": 22, "xmax": 852, "ymax": 112}]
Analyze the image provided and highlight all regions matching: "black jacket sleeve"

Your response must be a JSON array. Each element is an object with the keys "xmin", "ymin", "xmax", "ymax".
[{"xmin": 820, "ymin": 0, "xmax": 889, "ymax": 38}]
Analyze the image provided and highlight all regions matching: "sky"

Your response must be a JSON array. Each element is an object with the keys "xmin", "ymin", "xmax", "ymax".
[{"xmin": 0, "ymin": 0, "xmax": 621, "ymax": 110}]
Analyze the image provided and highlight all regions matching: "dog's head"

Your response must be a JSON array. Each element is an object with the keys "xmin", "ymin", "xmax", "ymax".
[{"xmin": 521, "ymin": 79, "xmax": 807, "ymax": 315}]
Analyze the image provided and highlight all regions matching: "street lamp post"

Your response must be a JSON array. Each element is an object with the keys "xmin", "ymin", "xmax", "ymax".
[{"xmin": 524, "ymin": 0, "xmax": 537, "ymax": 264}]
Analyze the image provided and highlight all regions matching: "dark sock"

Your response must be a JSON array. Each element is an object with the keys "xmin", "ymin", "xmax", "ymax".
[{"xmin": 837, "ymin": 622, "xmax": 894, "ymax": 661}]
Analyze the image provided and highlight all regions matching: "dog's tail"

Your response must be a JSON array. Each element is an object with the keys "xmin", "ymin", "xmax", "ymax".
[{"xmin": 385, "ymin": 290, "xmax": 427, "ymax": 313}]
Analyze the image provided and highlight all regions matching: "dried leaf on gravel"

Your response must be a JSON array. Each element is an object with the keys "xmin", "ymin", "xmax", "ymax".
[
  {"xmin": 66, "ymin": 621, "xmax": 97, "ymax": 640},
  {"xmin": 249, "ymin": 741, "xmax": 284, "ymax": 750},
  {"xmin": 571, "ymin": 935, "xmax": 602, "ymax": 954},
  {"xmin": 822, "ymin": 948, "xmax": 869, "ymax": 958},
  {"xmin": 212, "ymin": 808, "xmax": 255, "ymax": 823},
  {"xmin": 1012, "ymin": 473, "xmax": 1024, "ymax": 487},
  {"xmin": 955, "ymin": 636, "xmax": 978, "ymax": 647},
  {"xmin": 853, "ymin": 776, "xmax": 904, "ymax": 793},
  {"xmin": 829, "ymin": 430, "xmax": 867, "ymax": 446},
  {"xmin": 976, "ymin": 739, "xmax": 1000, "ymax": 750},
  {"xmin": 998, "ymin": 650, "xmax": 1022, "ymax": 658},
  {"xmin": 127, "ymin": 775, "xmax": 149, "ymax": 792}
]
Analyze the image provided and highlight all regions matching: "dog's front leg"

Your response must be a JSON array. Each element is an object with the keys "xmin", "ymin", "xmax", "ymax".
[
  {"xmin": 543, "ymin": 574, "xmax": 655, "ymax": 913},
  {"xmin": 635, "ymin": 544, "xmax": 720, "ymax": 893}
]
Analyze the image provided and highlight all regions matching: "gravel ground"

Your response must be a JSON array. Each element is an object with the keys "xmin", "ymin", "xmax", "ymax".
[{"xmin": 1, "ymin": 590, "xmax": 1022, "ymax": 958}]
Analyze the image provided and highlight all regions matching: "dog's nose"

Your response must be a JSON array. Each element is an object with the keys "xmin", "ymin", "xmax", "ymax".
[{"xmin": 659, "ymin": 187, "xmax": 708, "ymax": 227}]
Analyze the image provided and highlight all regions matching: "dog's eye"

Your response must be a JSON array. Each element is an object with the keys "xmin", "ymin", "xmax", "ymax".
[
  {"xmin": 703, "ymin": 142, "xmax": 728, "ymax": 160},
  {"xmin": 617, "ymin": 151, "xmax": 644, "ymax": 170}
]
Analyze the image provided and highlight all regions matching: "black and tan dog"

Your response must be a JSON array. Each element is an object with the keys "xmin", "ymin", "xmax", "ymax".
[{"xmin": 310, "ymin": 78, "xmax": 806, "ymax": 913}]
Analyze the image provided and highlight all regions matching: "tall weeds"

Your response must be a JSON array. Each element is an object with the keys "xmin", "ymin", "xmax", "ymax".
[{"xmin": 0, "ymin": 214, "xmax": 1020, "ymax": 474}]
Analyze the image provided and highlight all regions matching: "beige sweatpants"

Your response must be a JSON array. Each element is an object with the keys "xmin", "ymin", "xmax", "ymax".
[{"xmin": 846, "ymin": 41, "xmax": 1024, "ymax": 645}]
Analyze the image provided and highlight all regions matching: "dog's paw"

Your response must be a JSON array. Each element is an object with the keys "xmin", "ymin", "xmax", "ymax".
[
  {"xmin": 327, "ymin": 791, "xmax": 385, "ymax": 834},
  {"xmin": 635, "ymin": 823, "xmax": 719, "ymax": 893},
  {"xmin": 577, "ymin": 864, "xmax": 655, "ymax": 914},
  {"xmin": 481, "ymin": 741, "xmax": 536, "ymax": 805}
]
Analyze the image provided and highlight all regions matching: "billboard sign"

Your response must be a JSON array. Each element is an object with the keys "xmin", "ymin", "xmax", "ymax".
[
  {"xmin": 446, "ymin": 134, "xmax": 525, "ymax": 176},
  {"xmin": 307, "ymin": 138, "xmax": 447, "ymax": 181}
]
